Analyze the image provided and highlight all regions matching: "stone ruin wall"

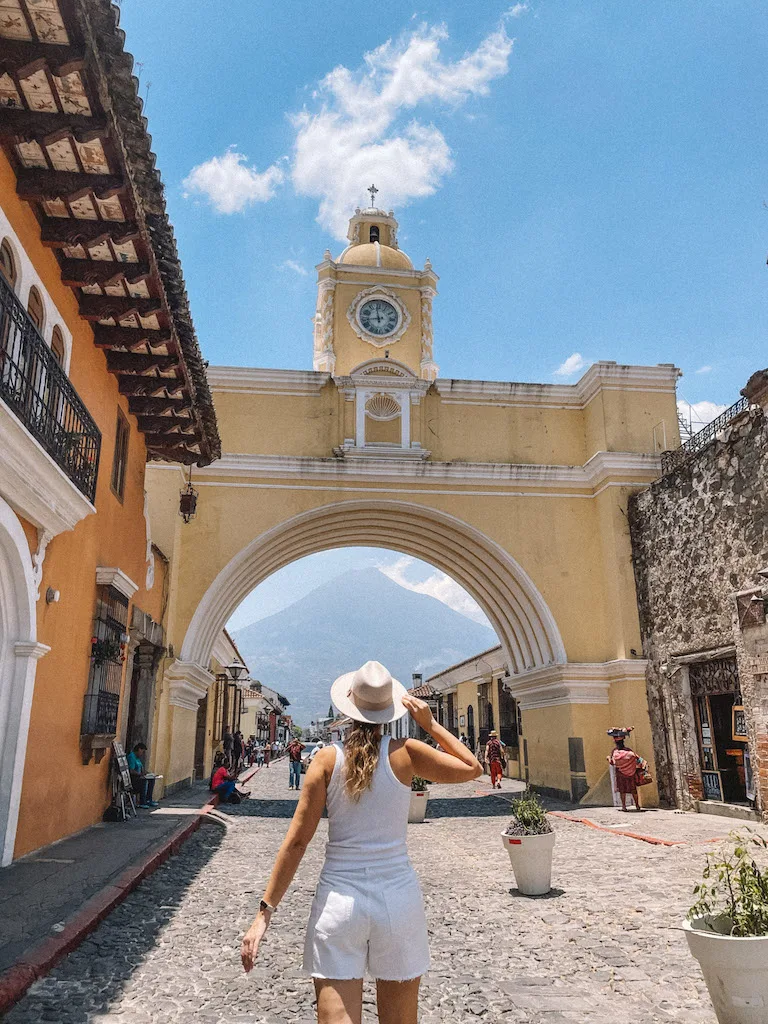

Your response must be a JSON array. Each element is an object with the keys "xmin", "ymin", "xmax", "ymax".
[{"xmin": 629, "ymin": 404, "xmax": 768, "ymax": 813}]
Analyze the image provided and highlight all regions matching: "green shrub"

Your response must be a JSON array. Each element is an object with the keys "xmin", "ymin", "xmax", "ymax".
[
  {"xmin": 504, "ymin": 788, "xmax": 552, "ymax": 836},
  {"xmin": 411, "ymin": 775, "xmax": 431, "ymax": 792},
  {"xmin": 689, "ymin": 831, "xmax": 768, "ymax": 937}
]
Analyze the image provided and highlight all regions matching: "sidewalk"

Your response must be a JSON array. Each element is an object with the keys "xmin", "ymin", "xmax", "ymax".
[{"xmin": 0, "ymin": 782, "xmax": 213, "ymax": 975}]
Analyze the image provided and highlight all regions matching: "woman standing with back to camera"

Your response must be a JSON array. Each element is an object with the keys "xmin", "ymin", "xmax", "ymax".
[{"xmin": 241, "ymin": 660, "xmax": 482, "ymax": 1024}]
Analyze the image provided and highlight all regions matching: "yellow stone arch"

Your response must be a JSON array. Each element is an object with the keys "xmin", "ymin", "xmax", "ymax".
[{"xmin": 179, "ymin": 498, "xmax": 566, "ymax": 674}]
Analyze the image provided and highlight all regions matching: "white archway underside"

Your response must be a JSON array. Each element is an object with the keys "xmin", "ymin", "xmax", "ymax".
[{"xmin": 182, "ymin": 501, "xmax": 566, "ymax": 677}]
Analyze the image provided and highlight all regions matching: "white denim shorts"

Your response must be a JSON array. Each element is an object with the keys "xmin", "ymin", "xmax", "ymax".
[{"xmin": 303, "ymin": 861, "xmax": 430, "ymax": 981}]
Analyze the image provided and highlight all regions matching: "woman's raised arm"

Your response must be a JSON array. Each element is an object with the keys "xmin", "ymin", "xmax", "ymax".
[
  {"xmin": 402, "ymin": 695, "xmax": 483, "ymax": 784},
  {"xmin": 241, "ymin": 745, "xmax": 333, "ymax": 971}
]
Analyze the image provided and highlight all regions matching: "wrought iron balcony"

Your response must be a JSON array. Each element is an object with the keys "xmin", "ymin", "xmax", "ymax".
[
  {"xmin": 0, "ymin": 273, "xmax": 100, "ymax": 501},
  {"xmin": 661, "ymin": 397, "xmax": 749, "ymax": 476}
]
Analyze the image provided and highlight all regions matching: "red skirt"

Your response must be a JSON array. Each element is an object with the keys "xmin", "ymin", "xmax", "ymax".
[{"xmin": 614, "ymin": 771, "xmax": 637, "ymax": 795}]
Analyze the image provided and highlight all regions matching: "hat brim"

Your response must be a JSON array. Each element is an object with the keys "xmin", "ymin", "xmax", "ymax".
[{"xmin": 330, "ymin": 670, "xmax": 409, "ymax": 725}]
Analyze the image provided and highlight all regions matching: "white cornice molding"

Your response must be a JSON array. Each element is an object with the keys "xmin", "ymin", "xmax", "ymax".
[
  {"xmin": 0, "ymin": 401, "xmax": 96, "ymax": 536},
  {"xmin": 164, "ymin": 659, "xmax": 214, "ymax": 711},
  {"xmin": 207, "ymin": 367, "xmax": 331, "ymax": 396},
  {"xmin": 505, "ymin": 659, "xmax": 647, "ymax": 710},
  {"xmin": 192, "ymin": 450, "xmax": 660, "ymax": 492},
  {"xmin": 96, "ymin": 566, "xmax": 139, "ymax": 600},
  {"xmin": 435, "ymin": 362, "xmax": 680, "ymax": 409}
]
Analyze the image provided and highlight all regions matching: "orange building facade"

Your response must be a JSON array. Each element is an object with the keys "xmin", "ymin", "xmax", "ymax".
[{"xmin": 0, "ymin": 0, "xmax": 219, "ymax": 863}]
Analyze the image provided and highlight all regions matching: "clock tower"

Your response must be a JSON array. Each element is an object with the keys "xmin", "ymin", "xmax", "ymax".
[{"xmin": 312, "ymin": 205, "xmax": 438, "ymax": 381}]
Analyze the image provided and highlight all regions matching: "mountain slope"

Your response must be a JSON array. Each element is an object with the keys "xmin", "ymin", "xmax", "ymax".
[{"xmin": 231, "ymin": 567, "xmax": 497, "ymax": 727}]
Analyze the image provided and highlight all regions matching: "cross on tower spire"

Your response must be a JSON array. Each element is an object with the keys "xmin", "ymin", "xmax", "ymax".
[{"xmin": 367, "ymin": 183, "xmax": 378, "ymax": 208}]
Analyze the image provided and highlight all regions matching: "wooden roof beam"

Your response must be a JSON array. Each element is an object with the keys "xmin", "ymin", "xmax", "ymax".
[
  {"xmin": 141, "ymin": 430, "xmax": 198, "ymax": 448},
  {"xmin": 127, "ymin": 395, "xmax": 191, "ymax": 416},
  {"xmin": 0, "ymin": 39, "xmax": 85, "ymax": 75},
  {"xmin": 17, "ymin": 168, "xmax": 124, "ymax": 202},
  {"xmin": 0, "ymin": 108, "xmax": 106, "ymax": 141},
  {"xmin": 40, "ymin": 217, "xmax": 140, "ymax": 248},
  {"xmin": 78, "ymin": 295, "xmax": 162, "ymax": 320},
  {"xmin": 59, "ymin": 257, "xmax": 151, "ymax": 287},
  {"xmin": 106, "ymin": 351, "xmax": 180, "ymax": 374},
  {"xmin": 135, "ymin": 414, "xmax": 194, "ymax": 433},
  {"xmin": 118, "ymin": 375, "xmax": 186, "ymax": 397},
  {"xmin": 92, "ymin": 323, "xmax": 173, "ymax": 351},
  {"xmin": 147, "ymin": 448, "xmax": 200, "ymax": 466}
]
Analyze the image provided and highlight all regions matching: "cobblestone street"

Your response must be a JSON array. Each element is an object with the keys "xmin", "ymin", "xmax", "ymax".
[{"xmin": 8, "ymin": 759, "xmax": 768, "ymax": 1024}]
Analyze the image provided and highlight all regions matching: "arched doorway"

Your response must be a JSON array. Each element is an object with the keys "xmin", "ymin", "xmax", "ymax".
[
  {"xmin": 179, "ymin": 499, "xmax": 565, "ymax": 678},
  {"xmin": 0, "ymin": 497, "xmax": 48, "ymax": 865}
]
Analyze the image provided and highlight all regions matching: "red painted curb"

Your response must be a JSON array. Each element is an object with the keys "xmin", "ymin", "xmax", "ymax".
[
  {"xmin": 0, "ymin": 806, "xmax": 211, "ymax": 1015},
  {"xmin": 548, "ymin": 810, "xmax": 684, "ymax": 846}
]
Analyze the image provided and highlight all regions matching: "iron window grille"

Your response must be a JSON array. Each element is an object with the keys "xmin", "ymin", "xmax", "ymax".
[
  {"xmin": 661, "ymin": 397, "xmax": 749, "ymax": 476},
  {"xmin": 0, "ymin": 273, "xmax": 100, "ymax": 501},
  {"xmin": 82, "ymin": 585, "xmax": 129, "ymax": 736}
]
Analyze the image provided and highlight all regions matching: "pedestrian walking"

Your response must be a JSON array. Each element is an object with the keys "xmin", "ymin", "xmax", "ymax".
[
  {"xmin": 233, "ymin": 731, "xmax": 243, "ymax": 770},
  {"xmin": 288, "ymin": 736, "xmax": 305, "ymax": 790},
  {"xmin": 264, "ymin": 741, "xmax": 271, "ymax": 767},
  {"xmin": 222, "ymin": 727, "xmax": 234, "ymax": 768},
  {"xmin": 484, "ymin": 730, "xmax": 506, "ymax": 789},
  {"xmin": 241, "ymin": 660, "xmax": 482, "ymax": 1024},
  {"xmin": 607, "ymin": 727, "xmax": 645, "ymax": 812},
  {"xmin": 460, "ymin": 733, "xmax": 470, "ymax": 748},
  {"xmin": 256, "ymin": 743, "xmax": 265, "ymax": 767},
  {"xmin": 271, "ymin": 740, "xmax": 279, "ymax": 762}
]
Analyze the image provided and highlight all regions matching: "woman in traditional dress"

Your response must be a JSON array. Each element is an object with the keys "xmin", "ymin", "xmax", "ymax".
[
  {"xmin": 607, "ymin": 727, "xmax": 643, "ymax": 811},
  {"xmin": 240, "ymin": 660, "xmax": 482, "ymax": 1024}
]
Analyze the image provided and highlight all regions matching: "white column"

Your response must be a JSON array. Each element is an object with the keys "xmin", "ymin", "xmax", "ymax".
[
  {"xmin": 356, "ymin": 390, "xmax": 368, "ymax": 447},
  {"xmin": 400, "ymin": 393, "xmax": 411, "ymax": 448}
]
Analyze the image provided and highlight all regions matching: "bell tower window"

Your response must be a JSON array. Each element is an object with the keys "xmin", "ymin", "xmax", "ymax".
[{"xmin": 369, "ymin": 225, "xmax": 380, "ymax": 243}]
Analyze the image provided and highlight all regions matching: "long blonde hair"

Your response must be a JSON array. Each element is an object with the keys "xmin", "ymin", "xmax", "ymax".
[{"xmin": 344, "ymin": 722, "xmax": 382, "ymax": 801}]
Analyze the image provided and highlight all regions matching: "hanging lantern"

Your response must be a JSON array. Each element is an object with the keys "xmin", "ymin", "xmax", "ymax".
[{"xmin": 179, "ymin": 467, "xmax": 198, "ymax": 523}]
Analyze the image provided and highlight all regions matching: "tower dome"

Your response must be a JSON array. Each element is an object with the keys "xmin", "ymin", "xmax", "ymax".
[{"xmin": 337, "ymin": 208, "xmax": 413, "ymax": 270}]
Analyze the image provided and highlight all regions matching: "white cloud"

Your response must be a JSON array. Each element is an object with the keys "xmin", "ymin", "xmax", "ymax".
[
  {"xmin": 695, "ymin": 365, "xmax": 712, "ymax": 375},
  {"xmin": 553, "ymin": 352, "xmax": 587, "ymax": 379},
  {"xmin": 509, "ymin": 3, "xmax": 529, "ymax": 16},
  {"xmin": 291, "ymin": 17, "xmax": 516, "ymax": 238},
  {"xmin": 183, "ymin": 148, "xmax": 284, "ymax": 214},
  {"xmin": 280, "ymin": 259, "xmax": 308, "ymax": 276},
  {"xmin": 677, "ymin": 398, "xmax": 728, "ymax": 433},
  {"xmin": 378, "ymin": 556, "xmax": 492, "ymax": 626}
]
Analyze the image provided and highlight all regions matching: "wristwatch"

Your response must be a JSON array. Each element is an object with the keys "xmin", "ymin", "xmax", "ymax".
[{"xmin": 259, "ymin": 899, "xmax": 276, "ymax": 914}]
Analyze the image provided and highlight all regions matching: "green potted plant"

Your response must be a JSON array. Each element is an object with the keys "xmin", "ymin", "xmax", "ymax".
[
  {"xmin": 683, "ymin": 831, "xmax": 768, "ymax": 1023},
  {"xmin": 501, "ymin": 789, "xmax": 555, "ymax": 895},
  {"xmin": 408, "ymin": 775, "xmax": 431, "ymax": 823}
]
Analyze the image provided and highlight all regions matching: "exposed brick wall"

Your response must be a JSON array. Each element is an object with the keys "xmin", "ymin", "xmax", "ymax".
[{"xmin": 629, "ymin": 405, "xmax": 768, "ymax": 814}]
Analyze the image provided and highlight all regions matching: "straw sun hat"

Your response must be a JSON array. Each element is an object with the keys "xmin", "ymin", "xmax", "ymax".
[{"xmin": 330, "ymin": 660, "xmax": 409, "ymax": 725}]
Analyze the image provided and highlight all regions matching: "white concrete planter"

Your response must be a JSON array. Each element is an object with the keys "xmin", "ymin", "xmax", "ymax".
[
  {"xmin": 408, "ymin": 790, "xmax": 429, "ymax": 823},
  {"xmin": 684, "ymin": 917, "xmax": 768, "ymax": 1023},
  {"xmin": 501, "ymin": 829, "xmax": 555, "ymax": 895}
]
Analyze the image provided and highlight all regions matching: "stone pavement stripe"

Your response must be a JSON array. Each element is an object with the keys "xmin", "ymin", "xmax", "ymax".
[{"xmin": 0, "ymin": 800, "xmax": 217, "ymax": 1016}]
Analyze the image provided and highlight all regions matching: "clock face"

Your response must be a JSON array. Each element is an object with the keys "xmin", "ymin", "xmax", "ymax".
[{"xmin": 358, "ymin": 298, "xmax": 399, "ymax": 337}]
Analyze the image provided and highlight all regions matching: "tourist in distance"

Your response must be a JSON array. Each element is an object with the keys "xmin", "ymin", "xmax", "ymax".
[
  {"xmin": 607, "ymin": 727, "xmax": 644, "ymax": 811},
  {"xmin": 222, "ymin": 727, "xmax": 234, "ymax": 768},
  {"xmin": 233, "ymin": 730, "xmax": 244, "ymax": 770},
  {"xmin": 126, "ymin": 742, "xmax": 158, "ymax": 809},
  {"xmin": 241, "ymin": 660, "xmax": 483, "ymax": 1024},
  {"xmin": 484, "ymin": 729, "xmax": 506, "ymax": 789},
  {"xmin": 288, "ymin": 735, "xmax": 305, "ymax": 790}
]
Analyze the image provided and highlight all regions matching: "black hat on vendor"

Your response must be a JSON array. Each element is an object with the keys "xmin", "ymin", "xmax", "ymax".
[{"xmin": 607, "ymin": 727, "xmax": 633, "ymax": 743}]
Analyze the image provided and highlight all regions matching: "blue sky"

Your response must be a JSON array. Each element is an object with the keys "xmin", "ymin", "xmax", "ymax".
[
  {"xmin": 118, "ymin": 1, "xmax": 766, "ymax": 628},
  {"xmin": 119, "ymin": 0, "xmax": 766, "ymax": 422}
]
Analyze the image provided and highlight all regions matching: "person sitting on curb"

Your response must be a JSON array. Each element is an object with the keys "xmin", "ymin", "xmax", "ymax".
[
  {"xmin": 211, "ymin": 762, "xmax": 241, "ymax": 804},
  {"xmin": 127, "ymin": 742, "xmax": 158, "ymax": 809}
]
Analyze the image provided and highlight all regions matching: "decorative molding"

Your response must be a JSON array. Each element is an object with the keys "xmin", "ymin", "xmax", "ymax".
[
  {"xmin": 207, "ymin": 367, "xmax": 330, "ymax": 396},
  {"xmin": 164, "ymin": 659, "xmax": 214, "ymax": 711},
  {"xmin": 419, "ymin": 288, "xmax": 437, "ymax": 381},
  {"xmin": 143, "ymin": 491, "xmax": 155, "ymax": 591},
  {"xmin": 333, "ymin": 444, "xmax": 431, "ymax": 462},
  {"xmin": 30, "ymin": 528, "xmax": 52, "ymax": 601},
  {"xmin": 96, "ymin": 566, "xmax": 139, "ymax": 600},
  {"xmin": 346, "ymin": 286, "xmax": 412, "ymax": 348},
  {"xmin": 504, "ymin": 659, "xmax": 648, "ymax": 710},
  {"xmin": 434, "ymin": 362, "xmax": 680, "ymax": 409},
  {"xmin": 0, "ymin": 401, "xmax": 96, "ymax": 536},
  {"xmin": 193, "ymin": 449, "xmax": 661, "ymax": 492},
  {"xmin": 14, "ymin": 641, "xmax": 50, "ymax": 661},
  {"xmin": 313, "ymin": 278, "xmax": 336, "ymax": 373}
]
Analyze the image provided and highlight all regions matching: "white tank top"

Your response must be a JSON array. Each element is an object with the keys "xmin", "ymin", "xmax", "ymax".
[{"xmin": 324, "ymin": 735, "xmax": 411, "ymax": 869}]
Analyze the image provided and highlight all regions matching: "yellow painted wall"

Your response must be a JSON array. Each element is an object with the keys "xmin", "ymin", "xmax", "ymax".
[
  {"xmin": 522, "ymin": 705, "xmax": 573, "ymax": 795},
  {"xmin": 608, "ymin": 676, "xmax": 659, "ymax": 806},
  {"xmin": 1, "ymin": 152, "xmax": 157, "ymax": 857},
  {"xmin": 332, "ymin": 275, "xmax": 424, "ymax": 374}
]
